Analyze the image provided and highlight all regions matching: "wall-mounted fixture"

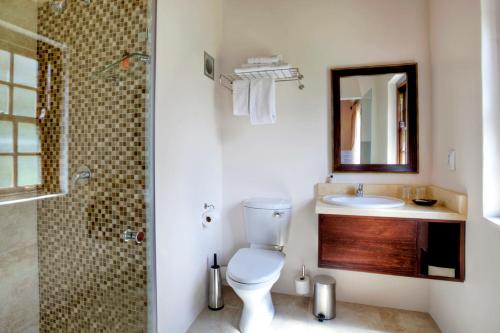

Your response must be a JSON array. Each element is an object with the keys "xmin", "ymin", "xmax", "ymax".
[
  {"xmin": 219, "ymin": 67, "xmax": 304, "ymax": 92},
  {"xmin": 49, "ymin": 0, "xmax": 91, "ymax": 13},
  {"xmin": 332, "ymin": 63, "xmax": 419, "ymax": 173},
  {"xmin": 72, "ymin": 165, "xmax": 92, "ymax": 185},
  {"xmin": 93, "ymin": 52, "xmax": 150, "ymax": 83},
  {"xmin": 122, "ymin": 229, "xmax": 145, "ymax": 244},
  {"xmin": 202, "ymin": 203, "xmax": 217, "ymax": 228},
  {"xmin": 204, "ymin": 51, "xmax": 215, "ymax": 80},
  {"xmin": 318, "ymin": 214, "xmax": 465, "ymax": 282},
  {"xmin": 448, "ymin": 149, "xmax": 456, "ymax": 171}
]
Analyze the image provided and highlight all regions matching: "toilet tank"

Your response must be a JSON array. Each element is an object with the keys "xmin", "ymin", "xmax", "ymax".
[{"xmin": 242, "ymin": 198, "xmax": 292, "ymax": 249}]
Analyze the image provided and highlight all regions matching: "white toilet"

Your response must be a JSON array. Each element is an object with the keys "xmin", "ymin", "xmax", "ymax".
[{"xmin": 226, "ymin": 198, "xmax": 292, "ymax": 333}]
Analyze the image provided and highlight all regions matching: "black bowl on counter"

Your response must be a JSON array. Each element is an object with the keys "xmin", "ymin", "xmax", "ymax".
[{"xmin": 413, "ymin": 199, "xmax": 438, "ymax": 207}]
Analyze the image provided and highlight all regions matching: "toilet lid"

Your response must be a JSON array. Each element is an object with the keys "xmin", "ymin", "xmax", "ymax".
[{"xmin": 227, "ymin": 248, "xmax": 285, "ymax": 284}]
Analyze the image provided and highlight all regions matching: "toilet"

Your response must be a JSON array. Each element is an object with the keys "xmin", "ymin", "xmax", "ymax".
[{"xmin": 226, "ymin": 198, "xmax": 292, "ymax": 333}]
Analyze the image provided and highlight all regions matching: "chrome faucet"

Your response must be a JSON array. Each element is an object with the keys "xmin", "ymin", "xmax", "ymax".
[
  {"xmin": 355, "ymin": 184, "xmax": 364, "ymax": 197},
  {"xmin": 72, "ymin": 165, "xmax": 92, "ymax": 185}
]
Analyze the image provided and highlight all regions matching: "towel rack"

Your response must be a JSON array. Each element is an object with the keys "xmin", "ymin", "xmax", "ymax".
[{"xmin": 219, "ymin": 67, "xmax": 304, "ymax": 92}]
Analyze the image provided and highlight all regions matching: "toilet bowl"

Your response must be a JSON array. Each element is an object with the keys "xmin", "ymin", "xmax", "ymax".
[
  {"xmin": 227, "ymin": 197, "xmax": 292, "ymax": 333},
  {"xmin": 226, "ymin": 248, "xmax": 285, "ymax": 333}
]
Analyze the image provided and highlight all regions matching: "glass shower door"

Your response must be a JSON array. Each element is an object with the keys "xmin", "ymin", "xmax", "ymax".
[{"xmin": 0, "ymin": 0, "xmax": 155, "ymax": 332}]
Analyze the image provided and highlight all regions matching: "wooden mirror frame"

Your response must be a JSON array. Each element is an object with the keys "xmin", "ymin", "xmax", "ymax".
[{"xmin": 332, "ymin": 63, "xmax": 419, "ymax": 173}]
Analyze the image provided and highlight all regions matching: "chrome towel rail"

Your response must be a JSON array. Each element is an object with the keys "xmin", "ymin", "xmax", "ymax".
[{"xmin": 219, "ymin": 67, "xmax": 304, "ymax": 92}]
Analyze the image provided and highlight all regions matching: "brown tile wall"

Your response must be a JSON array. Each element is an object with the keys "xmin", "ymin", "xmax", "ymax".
[{"xmin": 36, "ymin": 1, "xmax": 151, "ymax": 332}]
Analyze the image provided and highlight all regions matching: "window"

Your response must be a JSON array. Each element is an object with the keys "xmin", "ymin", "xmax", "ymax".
[
  {"xmin": 0, "ymin": 49, "xmax": 41, "ymax": 194},
  {"xmin": 396, "ymin": 81, "xmax": 408, "ymax": 164},
  {"xmin": 482, "ymin": 0, "xmax": 500, "ymax": 225}
]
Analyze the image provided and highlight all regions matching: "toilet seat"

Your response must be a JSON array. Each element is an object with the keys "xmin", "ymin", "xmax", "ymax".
[{"xmin": 227, "ymin": 248, "xmax": 285, "ymax": 284}]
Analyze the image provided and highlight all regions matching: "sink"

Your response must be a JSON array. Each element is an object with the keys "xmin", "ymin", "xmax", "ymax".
[{"xmin": 322, "ymin": 195, "xmax": 405, "ymax": 209}]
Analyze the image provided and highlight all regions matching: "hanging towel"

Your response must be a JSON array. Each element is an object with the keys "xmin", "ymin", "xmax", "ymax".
[
  {"xmin": 232, "ymin": 79, "xmax": 250, "ymax": 116},
  {"xmin": 247, "ymin": 55, "xmax": 283, "ymax": 65},
  {"xmin": 249, "ymin": 78, "xmax": 276, "ymax": 125}
]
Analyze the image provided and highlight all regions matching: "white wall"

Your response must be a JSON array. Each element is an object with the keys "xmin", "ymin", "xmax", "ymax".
[
  {"xmin": 220, "ymin": 0, "xmax": 432, "ymax": 311},
  {"xmin": 154, "ymin": 1, "xmax": 500, "ymax": 330},
  {"xmin": 371, "ymin": 74, "xmax": 392, "ymax": 164},
  {"xmin": 155, "ymin": 0, "xmax": 223, "ymax": 332},
  {"xmin": 428, "ymin": 0, "xmax": 500, "ymax": 332}
]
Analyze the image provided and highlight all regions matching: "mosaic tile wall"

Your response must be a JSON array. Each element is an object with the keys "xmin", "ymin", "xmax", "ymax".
[
  {"xmin": 37, "ymin": 40, "xmax": 64, "ymax": 195},
  {"xmin": 36, "ymin": 0, "xmax": 151, "ymax": 332}
]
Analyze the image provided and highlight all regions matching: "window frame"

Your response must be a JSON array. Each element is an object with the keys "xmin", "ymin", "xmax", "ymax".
[
  {"xmin": 0, "ymin": 48, "xmax": 42, "ymax": 195},
  {"xmin": 481, "ymin": 0, "xmax": 500, "ymax": 225}
]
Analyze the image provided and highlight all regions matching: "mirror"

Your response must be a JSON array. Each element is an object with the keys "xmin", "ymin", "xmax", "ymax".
[{"xmin": 332, "ymin": 64, "xmax": 418, "ymax": 172}]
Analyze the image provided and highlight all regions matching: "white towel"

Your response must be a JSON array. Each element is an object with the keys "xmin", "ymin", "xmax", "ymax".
[
  {"xmin": 249, "ymin": 79, "xmax": 276, "ymax": 125},
  {"xmin": 234, "ymin": 63, "xmax": 291, "ymax": 74},
  {"xmin": 247, "ymin": 55, "xmax": 282, "ymax": 65},
  {"xmin": 232, "ymin": 79, "xmax": 250, "ymax": 116},
  {"xmin": 239, "ymin": 62, "xmax": 287, "ymax": 69}
]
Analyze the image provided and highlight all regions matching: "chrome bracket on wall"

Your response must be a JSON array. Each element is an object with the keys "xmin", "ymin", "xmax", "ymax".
[
  {"xmin": 122, "ymin": 229, "xmax": 145, "ymax": 244},
  {"xmin": 72, "ymin": 165, "xmax": 92, "ymax": 185}
]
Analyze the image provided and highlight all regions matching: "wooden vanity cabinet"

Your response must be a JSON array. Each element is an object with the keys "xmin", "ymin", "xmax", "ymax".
[{"xmin": 318, "ymin": 214, "xmax": 465, "ymax": 282}]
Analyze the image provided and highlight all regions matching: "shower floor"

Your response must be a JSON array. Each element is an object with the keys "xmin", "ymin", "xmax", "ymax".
[{"xmin": 187, "ymin": 286, "xmax": 441, "ymax": 333}]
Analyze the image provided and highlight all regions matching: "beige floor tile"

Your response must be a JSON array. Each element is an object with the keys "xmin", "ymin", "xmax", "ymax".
[
  {"xmin": 19, "ymin": 324, "xmax": 39, "ymax": 333},
  {"xmin": 188, "ymin": 287, "xmax": 441, "ymax": 333},
  {"xmin": 187, "ymin": 306, "xmax": 241, "ymax": 333},
  {"xmin": 223, "ymin": 286, "xmax": 243, "ymax": 309},
  {"xmin": 0, "ymin": 245, "xmax": 40, "ymax": 333},
  {"xmin": 391, "ymin": 310, "xmax": 441, "ymax": 333},
  {"xmin": 269, "ymin": 293, "xmax": 311, "ymax": 333},
  {"xmin": 0, "ymin": 203, "xmax": 37, "ymax": 255}
]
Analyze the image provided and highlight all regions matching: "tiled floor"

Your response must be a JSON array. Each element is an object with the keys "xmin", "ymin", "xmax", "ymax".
[{"xmin": 188, "ymin": 287, "xmax": 441, "ymax": 333}]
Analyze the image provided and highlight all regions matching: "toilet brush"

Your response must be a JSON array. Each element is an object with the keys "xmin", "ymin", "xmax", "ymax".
[{"xmin": 208, "ymin": 253, "xmax": 224, "ymax": 310}]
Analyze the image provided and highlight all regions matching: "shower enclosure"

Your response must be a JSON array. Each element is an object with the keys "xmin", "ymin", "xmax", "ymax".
[{"xmin": 0, "ymin": 0, "xmax": 156, "ymax": 332}]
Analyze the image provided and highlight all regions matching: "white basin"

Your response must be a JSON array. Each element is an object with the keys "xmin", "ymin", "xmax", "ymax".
[{"xmin": 322, "ymin": 195, "xmax": 405, "ymax": 209}]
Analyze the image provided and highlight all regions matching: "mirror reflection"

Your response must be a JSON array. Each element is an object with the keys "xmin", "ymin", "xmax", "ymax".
[{"xmin": 339, "ymin": 73, "xmax": 408, "ymax": 165}]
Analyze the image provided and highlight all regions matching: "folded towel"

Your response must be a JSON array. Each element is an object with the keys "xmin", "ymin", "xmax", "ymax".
[
  {"xmin": 249, "ymin": 78, "xmax": 276, "ymax": 125},
  {"xmin": 428, "ymin": 265, "xmax": 456, "ymax": 278},
  {"xmin": 232, "ymin": 79, "xmax": 250, "ymax": 116},
  {"xmin": 239, "ymin": 62, "xmax": 287, "ymax": 68},
  {"xmin": 247, "ymin": 55, "xmax": 282, "ymax": 65},
  {"xmin": 234, "ymin": 63, "xmax": 291, "ymax": 74}
]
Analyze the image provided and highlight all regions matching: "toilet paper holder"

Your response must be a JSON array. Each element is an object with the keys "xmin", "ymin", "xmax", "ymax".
[
  {"xmin": 204, "ymin": 203, "xmax": 215, "ymax": 210},
  {"xmin": 295, "ymin": 264, "xmax": 311, "ymax": 296},
  {"xmin": 202, "ymin": 203, "xmax": 218, "ymax": 228}
]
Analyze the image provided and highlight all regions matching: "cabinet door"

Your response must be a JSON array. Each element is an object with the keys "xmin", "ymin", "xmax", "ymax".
[{"xmin": 319, "ymin": 215, "xmax": 418, "ymax": 276}]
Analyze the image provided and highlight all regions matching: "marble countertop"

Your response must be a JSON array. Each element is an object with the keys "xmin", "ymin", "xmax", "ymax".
[
  {"xmin": 315, "ymin": 183, "xmax": 467, "ymax": 221},
  {"xmin": 315, "ymin": 198, "xmax": 466, "ymax": 221}
]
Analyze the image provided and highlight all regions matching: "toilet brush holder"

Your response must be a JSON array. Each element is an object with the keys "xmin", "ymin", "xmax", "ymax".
[{"xmin": 208, "ymin": 253, "xmax": 224, "ymax": 311}]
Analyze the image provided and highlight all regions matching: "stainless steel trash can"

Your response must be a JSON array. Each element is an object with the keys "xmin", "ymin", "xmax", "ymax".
[{"xmin": 313, "ymin": 275, "xmax": 336, "ymax": 321}]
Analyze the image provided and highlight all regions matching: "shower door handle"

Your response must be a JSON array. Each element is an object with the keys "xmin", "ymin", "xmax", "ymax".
[{"xmin": 122, "ymin": 229, "xmax": 145, "ymax": 244}]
